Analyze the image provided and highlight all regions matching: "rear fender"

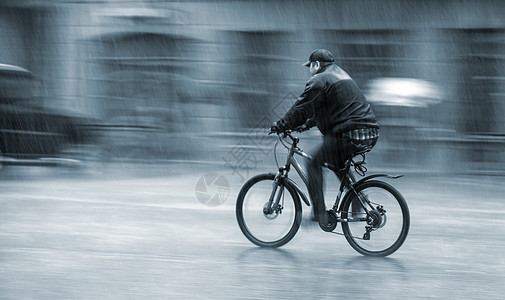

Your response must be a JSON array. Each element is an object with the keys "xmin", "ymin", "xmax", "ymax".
[
  {"xmin": 338, "ymin": 174, "xmax": 403, "ymax": 212},
  {"xmin": 353, "ymin": 174, "xmax": 404, "ymax": 187}
]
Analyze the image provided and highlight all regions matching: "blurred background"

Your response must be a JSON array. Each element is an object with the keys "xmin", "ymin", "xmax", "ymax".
[{"xmin": 1, "ymin": 0, "xmax": 505, "ymax": 177}]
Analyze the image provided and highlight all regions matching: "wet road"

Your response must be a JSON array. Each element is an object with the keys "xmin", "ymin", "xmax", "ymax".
[{"xmin": 0, "ymin": 167, "xmax": 504, "ymax": 299}]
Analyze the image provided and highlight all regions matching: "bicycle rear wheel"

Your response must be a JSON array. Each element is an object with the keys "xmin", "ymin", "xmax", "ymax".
[
  {"xmin": 340, "ymin": 180, "xmax": 409, "ymax": 256},
  {"xmin": 236, "ymin": 174, "xmax": 302, "ymax": 247}
]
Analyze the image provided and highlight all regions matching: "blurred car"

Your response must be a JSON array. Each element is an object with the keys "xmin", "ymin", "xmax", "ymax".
[
  {"xmin": 0, "ymin": 63, "xmax": 91, "ymax": 168},
  {"xmin": 365, "ymin": 77, "xmax": 443, "ymax": 108},
  {"xmin": 364, "ymin": 77, "xmax": 448, "ymax": 128}
]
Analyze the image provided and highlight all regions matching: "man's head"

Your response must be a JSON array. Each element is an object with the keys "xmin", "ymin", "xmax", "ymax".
[{"xmin": 303, "ymin": 49, "xmax": 334, "ymax": 75}]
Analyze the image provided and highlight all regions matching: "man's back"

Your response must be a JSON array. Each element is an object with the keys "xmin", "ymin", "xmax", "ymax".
[{"xmin": 310, "ymin": 64, "xmax": 379, "ymax": 136}]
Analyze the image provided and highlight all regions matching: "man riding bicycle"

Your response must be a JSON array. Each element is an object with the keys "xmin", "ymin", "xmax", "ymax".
[{"xmin": 271, "ymin": 49, "xmax": 379, "ymax": 232}]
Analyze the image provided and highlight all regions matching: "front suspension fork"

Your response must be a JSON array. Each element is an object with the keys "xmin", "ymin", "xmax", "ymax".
[{"xmin": 263, "ymin": 174, "xmax": 285, "ymax": 214}]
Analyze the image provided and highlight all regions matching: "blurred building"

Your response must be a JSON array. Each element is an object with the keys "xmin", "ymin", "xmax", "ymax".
[{"xmin": 1, "ymin": 0, "xmax": 505, "ymax": 173}]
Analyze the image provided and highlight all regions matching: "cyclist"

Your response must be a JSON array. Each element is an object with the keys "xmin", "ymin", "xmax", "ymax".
[{"xmin": 271, "ymin": 49, "xmax": 380, "ymax": 231}]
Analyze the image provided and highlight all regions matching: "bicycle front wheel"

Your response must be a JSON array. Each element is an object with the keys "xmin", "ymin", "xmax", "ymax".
[
  {"xmin": 236, "ymin": 174, "xmax": 302, "ymax": 247},
  {"xmin": 341, "ymin": 180, "xmax": 410, "ymax": 256}
]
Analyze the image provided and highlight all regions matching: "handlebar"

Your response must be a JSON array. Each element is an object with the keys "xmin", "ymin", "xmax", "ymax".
[
  {"xmin": 269, "ymin": 129, "xmax": 299, "ymax": 147},
  {"xmin": 269, "ymin": 125, "xmax": 307, "ymax": 137},
  {"xmin": 268, "ymin": 127, "xmax": 316, "ymax": 169}
]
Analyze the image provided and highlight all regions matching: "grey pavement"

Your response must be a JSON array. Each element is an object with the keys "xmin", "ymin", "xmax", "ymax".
[{"xmin": 0, "ymin": 165, "xmax": 504, "ymax": 299}]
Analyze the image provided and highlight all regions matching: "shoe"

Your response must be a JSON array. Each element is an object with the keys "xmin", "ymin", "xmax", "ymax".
[{"xmin": 319, "ymin": 210, "xmax": 337, "ymax": 232}]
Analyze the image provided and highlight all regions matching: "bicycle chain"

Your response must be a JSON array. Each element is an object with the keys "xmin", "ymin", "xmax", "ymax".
[{"xmin": 330, "ymin": 230, "xmax": 365, "ymax": 240}]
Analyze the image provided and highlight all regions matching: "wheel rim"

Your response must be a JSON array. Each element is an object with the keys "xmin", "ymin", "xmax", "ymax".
[
  {"xmin": 344, "ymin": 185, "xmax": 407, "ymax": 255},
  {"xmin": 241, "ymin": 179, "xmax": 297, "ymax": 245}
]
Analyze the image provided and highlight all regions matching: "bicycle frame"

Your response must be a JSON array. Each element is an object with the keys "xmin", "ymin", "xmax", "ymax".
[
  {"xmin": 266, "ymin": 132, "xmax": 355, "ymax": 215},
  {"xmin": 266, "ymin": 131, "xmax": 401, "ymax": 221}
]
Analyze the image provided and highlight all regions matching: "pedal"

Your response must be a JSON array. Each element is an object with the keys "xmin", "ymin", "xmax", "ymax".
[{"xmin": 320, "ymin": 210, "xmax": 338, "ymax": 232}]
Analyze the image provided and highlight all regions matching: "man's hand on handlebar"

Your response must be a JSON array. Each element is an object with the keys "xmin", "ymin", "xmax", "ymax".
[
  {"xmin": 293, "ymin": 124, "xmax": 308, "ymax": 133},
  {"xmin": 270, "ymin": 120, "xmax": 311, "ymax": 135},
  {"xmin": 294, "ymin": 117, "xmax": 315, "ymax": 132},
  {"xmin": 269, "ymin": 121, "xmax": 285, "ymax": 135}
]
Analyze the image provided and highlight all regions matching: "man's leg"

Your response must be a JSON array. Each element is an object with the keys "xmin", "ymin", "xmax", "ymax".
[
  {"xmin": 307, "ymin": 136, "xmax": 356, "ymax": 231},
  {"xmin": 307, "ymin": 136, "xmax": 338, "ymax": 230},
  {"xmin": 307, "ymin": 144, "xmax": 325, "ymax": 224}
]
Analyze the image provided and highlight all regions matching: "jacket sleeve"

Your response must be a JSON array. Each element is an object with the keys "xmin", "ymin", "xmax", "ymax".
[
  {"xmin": 305, "ymin": 117, "xmax": 317, "ymax": 128},
  {"xmin": 278, "ymin": 77, "xmax": 322, "ymax": 130}
]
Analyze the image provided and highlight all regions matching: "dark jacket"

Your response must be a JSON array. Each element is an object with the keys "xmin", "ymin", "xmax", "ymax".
[{"xmin": 279, "ymin": 64, "xmax": 379, "ymax": 136}]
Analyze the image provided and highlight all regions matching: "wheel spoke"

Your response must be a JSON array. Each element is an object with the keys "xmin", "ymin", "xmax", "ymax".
[
  {"xmin": 236, "ymin": 174, "xmax": 302, "ymax": 247},
  {"xmin": 341, "ymin": 181, "xmax": 409, "ymax": 256}
]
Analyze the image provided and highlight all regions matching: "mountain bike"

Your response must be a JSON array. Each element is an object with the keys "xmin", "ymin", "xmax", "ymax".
[{"xmin": 235, "ymin": 129, "xmax": 410, "ymax": 256}]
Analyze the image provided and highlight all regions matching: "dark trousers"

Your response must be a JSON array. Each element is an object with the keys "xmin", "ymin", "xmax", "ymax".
[{"xmin": 307, "ymin": 135, "xmax": 357, "ymax": 219}]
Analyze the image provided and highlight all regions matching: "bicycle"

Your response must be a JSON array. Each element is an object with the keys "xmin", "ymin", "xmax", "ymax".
[{"xmin": 235, "ymin": 129, "xmax": 410, "ymax": 256}]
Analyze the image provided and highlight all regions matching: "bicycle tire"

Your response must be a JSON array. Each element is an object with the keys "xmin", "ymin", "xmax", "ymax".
[
  {"xmin": 236, "ymin": 173, "xmax": 302, "ymax": 247},
  {"xmin": 340, "ymin": 180, "xmax": 410, "ymax": 257}
]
